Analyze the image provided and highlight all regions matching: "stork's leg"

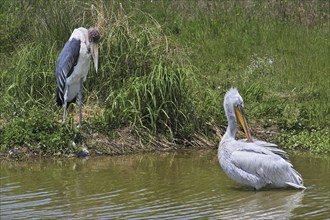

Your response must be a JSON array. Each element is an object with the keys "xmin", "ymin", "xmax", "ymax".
[
  {"xmin": 63, "ymin": 104, "xmax": 67, "ymax": 124},
  {"xmin": 63, "ymin": 86, "xmax": 69, "ymax": 124},
  {"xmin": 78, "ymin": 78, "xmax": 83, "ymax": 127}
]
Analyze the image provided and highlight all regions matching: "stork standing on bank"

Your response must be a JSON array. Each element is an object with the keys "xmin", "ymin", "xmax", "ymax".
[
  {"xmin": 56, "ymin": 27, "xmax": 100, "ymax": 127},
  {"xmin": 218, "ymin": 88, "xmax": 306, "ymax": 190}
]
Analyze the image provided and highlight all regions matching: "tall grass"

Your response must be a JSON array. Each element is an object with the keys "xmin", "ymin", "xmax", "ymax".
[
  {"xmin": 0, "ymin": 0, "xmax": 329, "ymax": 154},
  {"xmin": 0, "ymin": 0, "xmax": 201, "ymax": 153},
  {"xmin": 105, "ymin": 64, "xmax": 195, "ymax": 138},
  {"xmin": 121, "ymin": 0, "xmax": 330, "ymax": 150},
  {"xmin": 1, "ymin": 43, "xmax": 58, "ymax": 115},
  {"xmin": 140, "ymin": 0, "xmax": 330, "ymax": 130}
]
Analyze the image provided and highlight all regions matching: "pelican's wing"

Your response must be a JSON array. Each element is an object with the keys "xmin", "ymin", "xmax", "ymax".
[
  {"xmin": 231, "ymin": 145, "xmax": 289, "ymax": 182},
  {"xmin": 55, "ymin": 38, "xmax": 81, "ymax": 105},
  {"xmin": 230, "ymin": 144, "xmax": 304, "ymax": 188},
  {"xmin": 239, "ymin": 139, "xmax": 289, "ymax": 161}
]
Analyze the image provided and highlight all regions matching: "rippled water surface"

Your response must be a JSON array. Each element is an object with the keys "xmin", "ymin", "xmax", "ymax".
[{"xmin": 1, "ymin": 150, "xmax": 329, "ymax": 219}]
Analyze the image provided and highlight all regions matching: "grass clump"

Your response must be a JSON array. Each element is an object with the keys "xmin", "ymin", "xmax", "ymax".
[
  {"xmin": 0, "ymin": 108, "xmax": 81, "ymax": 157},
  {"xmin": 105, "ymin": 63, "xmax": 195, "ymax": 140},
  {"xmin": 1, "ymin": 43, "xmax": 58, "ymax": 116},
  {"xmin": 277, "ymin": 129, "xmax": 330, "ymax": 154},
  {"xmin": 91, "ymin": 6, "xmax": 201, "ymax": 146}
]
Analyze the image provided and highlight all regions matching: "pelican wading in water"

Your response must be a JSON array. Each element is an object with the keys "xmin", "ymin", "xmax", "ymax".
[
  {"xmin": 218, "ymin": 88, "xmax": 306, "ymax": 190},
  {"xmin": 56, "ymin": 27, "xmax": 100, "ymax": 127}
]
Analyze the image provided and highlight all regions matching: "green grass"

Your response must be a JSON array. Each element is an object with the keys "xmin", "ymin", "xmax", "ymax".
[
  {"xmin": 104, "ymin": 63, "xmax": 196, "ymax": 138},
  {"xmin": 277, "ymin": 128, "xmax": 330, "ymax": 154},
  {"xmin": 0, "ymin": 108, "xmax": 81, "ymax": 157},
  {"xmin": 141, "ymin": 0, "xmax": 330, "ymax": 147},
  {"xmin": 0, "ymin": 0, "xmax": 329, "ymax": 156}
]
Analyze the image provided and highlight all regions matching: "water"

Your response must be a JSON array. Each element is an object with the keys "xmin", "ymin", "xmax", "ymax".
[{"xmin": 1, "ymin": 150, "xmax": 329, "ymax": 219}]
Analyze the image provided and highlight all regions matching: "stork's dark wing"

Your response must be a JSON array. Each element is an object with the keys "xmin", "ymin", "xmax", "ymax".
[{"xmin": 55, "ymin": 38, "xmax": 80, "ymax": 106}]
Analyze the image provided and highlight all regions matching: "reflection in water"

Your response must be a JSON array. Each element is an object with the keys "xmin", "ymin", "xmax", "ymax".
[
  {"xmin": 217, "ymin": 190, "xmax": 304, "ymax": 219},
  {"xmin": 0, "ymin": 151, "xmax": 329, "ymax": 219}
]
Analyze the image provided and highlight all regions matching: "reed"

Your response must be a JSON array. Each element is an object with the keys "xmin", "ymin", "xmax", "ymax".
[{"xmin": 104, "ymin": 63, "xmax": 195, "ymax": 139}]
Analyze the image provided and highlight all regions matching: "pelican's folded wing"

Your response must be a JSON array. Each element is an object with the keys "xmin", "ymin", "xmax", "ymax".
[
  {"xmin": 239, "ymin": 139, "xmax": 289, "ymax": 161},
  {"xmin": 230, "ymin": 146, "xmax": 289, "ymax": 182}
]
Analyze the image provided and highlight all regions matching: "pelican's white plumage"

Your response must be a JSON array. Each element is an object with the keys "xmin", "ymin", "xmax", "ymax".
[{"xmin": 218, "ymin": 88, "xmax": 306, "ymax": 190}]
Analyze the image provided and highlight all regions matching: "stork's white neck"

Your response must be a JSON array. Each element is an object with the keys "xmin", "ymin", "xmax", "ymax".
[{"xmin": 70, "ymin": 28, "xmax": 89, "ymax": 45}]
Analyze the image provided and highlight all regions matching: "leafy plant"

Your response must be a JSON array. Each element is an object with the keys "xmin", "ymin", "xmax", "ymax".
[
  {"xmin": 277, "ymin": 129, "xmax": 330, "ymax": 154},
  {"xmin": 0, "ymin": 108, "xmax": 81, "ymax": 155}
]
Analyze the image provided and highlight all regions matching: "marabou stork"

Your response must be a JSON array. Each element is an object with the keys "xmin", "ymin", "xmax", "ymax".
[{"xmin": 56, "ymin": 27, "xmax": 100, "ymax": 127}]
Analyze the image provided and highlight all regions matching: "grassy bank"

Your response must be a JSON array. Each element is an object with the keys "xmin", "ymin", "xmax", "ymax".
[{"xmin": 0, "ymin": 0, "xmax": 329, "ymax": 158}]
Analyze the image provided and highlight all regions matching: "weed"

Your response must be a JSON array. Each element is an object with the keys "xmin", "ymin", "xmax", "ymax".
[
  {"xmin": 0, "ymin": 108, "xmax": 81, "ymax": 155},
  {"xmin": 277, "ymin": 129, "xmax": 330, "ymax": 154}
]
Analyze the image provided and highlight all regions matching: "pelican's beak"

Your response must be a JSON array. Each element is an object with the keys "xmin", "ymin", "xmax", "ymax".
[
  {"xmin": 234, "ymin": 104, "xmax": 253, "ymax": 142},
  {"xmin": 91, "ymin": 42, "xmax": 98, "ymax": 72}
]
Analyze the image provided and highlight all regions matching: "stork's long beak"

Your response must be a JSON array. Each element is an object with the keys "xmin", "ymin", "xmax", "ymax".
[
  {"xmin": 234, "ymin": 104, "xmax": 253, "ymax": 142},
  {"xmin": 91, "ymin": 42, "xmax": 98, "ymax": 72}
]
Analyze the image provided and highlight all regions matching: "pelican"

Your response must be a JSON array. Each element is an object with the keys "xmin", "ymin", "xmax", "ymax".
[
  {"xmin": 218, "ymin": 88, "xmax": 306, "ymax": 190},
  {"xmin": 56, "ymin": 27, "xmax": 100, "ymax": 127}
]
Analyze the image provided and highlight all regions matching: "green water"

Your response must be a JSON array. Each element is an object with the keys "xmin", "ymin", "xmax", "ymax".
[{"xmin": 0, "ymin": 150, "xmax": 329, "ymax": 219}]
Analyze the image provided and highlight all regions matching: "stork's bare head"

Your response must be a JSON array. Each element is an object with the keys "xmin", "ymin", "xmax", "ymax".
[
  {"xmin": 88, "ymin": 28, "xmax": 100, "ymax": 43},
  {"xmin": 88, "ymin": 28, "xmax": 100, "ymax": 72}
]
